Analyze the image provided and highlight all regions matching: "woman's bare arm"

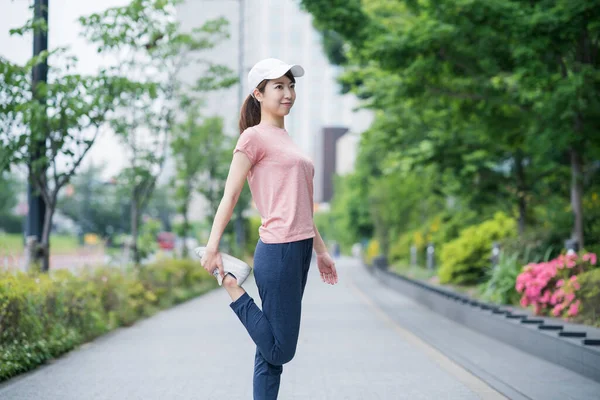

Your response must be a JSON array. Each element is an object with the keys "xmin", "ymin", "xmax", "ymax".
[
  {"xmin": 313, "ymin": 222, "xmax": 338, "ymax": 284},
  {"xmin": 205, "ymin": 152, "xmax": 252, "ymax": 252},
  {"xmin": 312, "ymin": 223, "xmax": 327, "ymax": 254}
]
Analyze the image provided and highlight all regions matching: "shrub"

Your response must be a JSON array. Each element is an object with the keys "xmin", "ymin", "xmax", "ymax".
[
  {"xmin": 516, "ymin": 252, "xmax": 597, "ymax": 319},
  {"xmin": 389, "ymin": 231, "xmax": 415, "ymax": 264},
  {"xmin": 364, "ymin": 239, "xmax": 380, "ymax": 266},
  {"xmin": 0, "ymin": 258, "xmax": 217, "ymax": 382},
  {"xmin": 430, "ymin": 209, "xmax": 479, "ymax": 249},
  {"xmin": 574, "ymin": 268, "xmax": 600, "ymax": 326},
  {"xmin": 388, "ymin": 210, "xmax": 478, "ymax": 268},
  {"xmin": 480, "ymin": 246, "xmax": 555, "ymax": 305},
  {"xmin": 480, "ymin": 252, "xmax": 522, "ymax": 305},
  {"xmin": 439, "ymin": 212, "xmax": 516, "ymax": 285},
  {"xmin": 138, "ymin": 218, "xmax": 162, "ymax": 261}
]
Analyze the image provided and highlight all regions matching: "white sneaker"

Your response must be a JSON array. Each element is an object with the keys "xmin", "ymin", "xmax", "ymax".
[{"xmin": 193, "ymin": 247, "xmax": 252, "ymax": 287}]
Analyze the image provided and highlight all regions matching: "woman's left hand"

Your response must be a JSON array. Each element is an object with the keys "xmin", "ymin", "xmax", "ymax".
[{"xmin": 317, "ymin": 252, "xmax": 338, "ymax": 285}]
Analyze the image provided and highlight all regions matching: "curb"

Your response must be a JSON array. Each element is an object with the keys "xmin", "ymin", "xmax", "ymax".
[{"xmin": 367, "ymin": 263, "xmax": 600, "ymax": 383}]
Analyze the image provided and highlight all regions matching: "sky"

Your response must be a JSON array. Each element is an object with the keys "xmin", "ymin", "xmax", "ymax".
[{"xmin": 1, "ymin": 0, "xmax": 132, "ymax": 180}]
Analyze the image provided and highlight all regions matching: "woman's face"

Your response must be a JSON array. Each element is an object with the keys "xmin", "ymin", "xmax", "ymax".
[{"xmin": 255, "ymin": 74, "xmax": 296, "ymax": 117}]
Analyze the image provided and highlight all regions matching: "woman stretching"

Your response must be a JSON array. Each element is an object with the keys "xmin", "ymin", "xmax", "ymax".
[{"xmin": 199, "ymin": 58, "xmax": 339, "ymax": 400}]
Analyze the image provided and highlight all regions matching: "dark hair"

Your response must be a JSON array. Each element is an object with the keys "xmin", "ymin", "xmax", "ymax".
[{"xmin": 239, "ymin": 70, "xmax": 296, "ymax": 134}]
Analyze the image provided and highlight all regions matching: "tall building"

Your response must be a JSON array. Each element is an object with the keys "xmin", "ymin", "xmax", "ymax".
[
  {"xmin": 175, "ymin": 0, "xmax": 373, "ymax": 220},
  {"xmin": 317, "ymin": 127, "xmax": 348, "ymax": 203}
]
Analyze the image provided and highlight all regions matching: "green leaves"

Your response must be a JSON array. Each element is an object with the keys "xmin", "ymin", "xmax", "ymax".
[{"xmin": 302, "ymin": 0, "xmax": 600, "ymax": 261}]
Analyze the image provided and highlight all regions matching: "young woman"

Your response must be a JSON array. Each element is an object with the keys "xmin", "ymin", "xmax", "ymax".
[{"xmin": 199, "ymin": 58, "xmax": 338, "ymax": 400}]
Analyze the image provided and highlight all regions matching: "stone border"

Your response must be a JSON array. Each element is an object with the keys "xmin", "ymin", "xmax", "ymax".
[{"xmin": 367, "ymin": 263, "xmax": 600, "ymax": 383}]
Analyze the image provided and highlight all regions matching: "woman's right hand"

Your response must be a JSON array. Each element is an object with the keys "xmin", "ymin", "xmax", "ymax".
[{"xmin": 200, "ymin": 247, "xmax": 225, "ymax": 280}]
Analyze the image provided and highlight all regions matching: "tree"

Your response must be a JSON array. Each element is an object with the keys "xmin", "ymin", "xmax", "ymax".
[
  {"xmin": 56, "ymin": 164, "xmax": 126, "ymax": 242},
  {"xmin": 0, "ymin": 25, "xmax": 145, "ymax": 270},
  {"xmin": 170, "ymin": 97, "xmax": 230, "ymax": 256},
  {"xmin": 79, "ymin": 0, "xmax": 236, "ymax": 264},
  {"xmin": 145, "ymin": 183, "xmax": 177, "ymax": 233},
  {"xmin": 0, "ymin": 172, "xmax": 24, "ymax": 234},
  {"xmin": 301, "ymin": 0, "xmax": 600, "ymax": 249},
  {"xmin": 0, "ymin": 172, "xmax": 20, "ymax": 216}
]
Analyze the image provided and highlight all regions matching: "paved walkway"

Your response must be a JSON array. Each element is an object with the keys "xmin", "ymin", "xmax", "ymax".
[{"xmin": 1, "ymin": 257, "xmax": 599, "ymax": 399}]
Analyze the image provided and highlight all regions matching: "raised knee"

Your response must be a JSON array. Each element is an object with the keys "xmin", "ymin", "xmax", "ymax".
[
  {"xmin": 280, "ymin": 349, "xmax": 296, "ymax": 365},
  {"xmin": 267, "ymin": 348, "xmax": 296, "ymax": 366}
]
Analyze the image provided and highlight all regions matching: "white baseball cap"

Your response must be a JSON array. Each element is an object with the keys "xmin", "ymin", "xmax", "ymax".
[{"xmin": 247, "ymin": 58, "xmax": 305, "ymax": 96}]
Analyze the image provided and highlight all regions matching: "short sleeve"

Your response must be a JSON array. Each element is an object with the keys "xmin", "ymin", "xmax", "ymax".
[{"xmin": 233, "ymin": 127, "xmax": 265, "ymax": 165}]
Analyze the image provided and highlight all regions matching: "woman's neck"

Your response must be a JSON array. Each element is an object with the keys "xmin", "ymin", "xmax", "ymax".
[{"xmin": 260, "ymin": 114, "xmax": 285, "ymax": 129}]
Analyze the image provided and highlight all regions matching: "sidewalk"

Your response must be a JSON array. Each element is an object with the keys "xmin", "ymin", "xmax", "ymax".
[{"xmin": 1, "ymin": 257, "xmax": 598, "ymax": 399}]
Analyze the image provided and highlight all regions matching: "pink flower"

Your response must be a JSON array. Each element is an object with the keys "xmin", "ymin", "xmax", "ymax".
[
  {"xmin": 566, "ymin": 260, "xmax": 576, "ymax": 268},
  {"xmin": 556, "ymin": 279, "xmax": 565, "ymax": 288},
  {"xmin": 540, "ymin": 290, "xmax": 551, "ymax": 303},
  {"xmin": 527, "ymin": 286, "xmax": 542, "ymax": 299},
  {"xmin": 516, "ymin": 283, "xmax": 523, "ymax": 292},
  {"xmin": 520, "ymin": 297, "xmax": 529, "ymax": 307},
  {"xmin": 567, "ymin": 300, "xmax": 580, "ymax": 317},
  {"xmin": 552, "ymin": 305, "xmax": 563, "ymax": 317},
  {"xmin": 569, "ymin": 275, "xmax": 581, "ymax": 290},
  {"xmin": 565, "ymin": 293, "xmax": 575, "ymax": 303},
  {"xmin": 582, "ymin": 253, "xmax": 595, "ymax": 264},
  {"xmin": 516, "ymin": 282, "xmax": 524, "ymax": 292}
]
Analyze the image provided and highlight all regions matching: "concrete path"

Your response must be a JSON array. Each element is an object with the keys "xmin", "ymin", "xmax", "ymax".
[{"xmin": 1, "ymin": 257, "xmax": 598, "ymax": 399}]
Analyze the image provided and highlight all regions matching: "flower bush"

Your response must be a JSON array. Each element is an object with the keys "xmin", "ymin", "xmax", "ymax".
[{"xmin": 516, "ymin": 252, "xmax": 597, "ymax": 319}]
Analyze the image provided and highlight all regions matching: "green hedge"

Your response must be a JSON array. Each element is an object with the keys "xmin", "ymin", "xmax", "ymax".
[
  {"xmin": 0, "ymin": 258, "xmax": 217, "ymax": 382},
  {"xmin": 439, "ymin": 212, "xmax": 516, "ymax": 285}
]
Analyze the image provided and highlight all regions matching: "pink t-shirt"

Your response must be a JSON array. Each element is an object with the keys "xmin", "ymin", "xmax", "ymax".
[{"xmin": 234, "ymin": 123, "xmax": 316, "ymax": 244}]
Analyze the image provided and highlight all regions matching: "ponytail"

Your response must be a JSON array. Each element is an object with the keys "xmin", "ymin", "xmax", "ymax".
[
  {"xmin": 239, "ymin": 94, "xmax": 261, "ymax": 134},
  {"xmin": 238, "ymin": 72, "xmax": 295, "ymax": 134}
]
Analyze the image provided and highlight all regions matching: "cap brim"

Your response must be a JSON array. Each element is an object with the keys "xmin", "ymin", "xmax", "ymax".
[{"xmin": 265, "ymin": 64, "xmax": 305, "ymax": 80}]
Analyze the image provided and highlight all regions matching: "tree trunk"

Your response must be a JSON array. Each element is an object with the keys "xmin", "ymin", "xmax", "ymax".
[
  {"xmin": 131, "ymin": 192, "xmax": 140, "ymax": 266},
  {"xmin": 514, "ymin": 150, "xmax": 527, "ymax": 236},
  {"xmin": 39, "ymin": 201, "xmax": 54, "ymax": 272},
  {"xmin": 570, "ymin": 147, "xmax": 584, "ymax": 250},
  {"xmin": 181, "ymin": 204, "xmax": 189, "ymax": 258}
]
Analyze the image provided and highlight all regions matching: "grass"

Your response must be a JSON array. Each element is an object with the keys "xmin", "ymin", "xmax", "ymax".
[
  {"xmin": 0, "ymin": 233, "xmax": 82, "ymax": 255},
  {"xmin": 391, "ymin": 262, "xmax": 437, "ymax": 281}
]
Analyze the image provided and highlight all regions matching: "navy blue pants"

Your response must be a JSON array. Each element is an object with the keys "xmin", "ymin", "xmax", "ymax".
[{"xmin": 230, "ymin": 238, "xmax": 313, "ymax": 400}]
